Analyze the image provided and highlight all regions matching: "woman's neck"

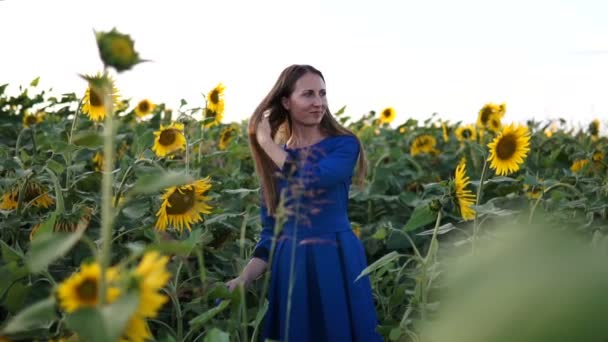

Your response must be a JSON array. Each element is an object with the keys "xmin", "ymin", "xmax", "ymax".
[{"xmin": 286, "ymin": 125, "xmax": 327, "ymax": 149}]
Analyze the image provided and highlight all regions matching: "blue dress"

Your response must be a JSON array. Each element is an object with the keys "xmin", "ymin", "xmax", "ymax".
[{"xmin": 253, "ymin": 134, "xmax": 383, "ymax": 342}]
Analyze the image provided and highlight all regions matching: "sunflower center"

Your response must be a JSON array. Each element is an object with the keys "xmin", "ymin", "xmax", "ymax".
[
  {"xmin": 221, "ymin": 130, "xmax": 234, "ymax": 143},
  {"xmin": 89, "ymin": 88, "xmax": 103, "ymax": 107},
  {"xmin": 462, "ymin": 129, "xmax": 472, "ymax": 138},
  {"xmin": 76, "ymin": 278, "xmax": 98, "ymax": 302},
  {"xmin": 26, "ymin": 116, "xmax": 38, "ymax": 125},
  {"xmin": 138, "ymin": 101, "xmax": 150, "ymax": 113},
  {"xmin": 589, "ymin": 122, "xmax": 599, "ymax": 135},
  {"xmin": 159, "ymin": 129, "xmax": 177, "ymax": 146},
  {"xmin": 209, "ymin": 90, "xmax": 220, "ymax": 104},
  {"xmin": 166, "ymin": 187, "xmax": 196, "ymax": 215},
  {"xmin": 480, "ymin": 108, "xmax": 492, "ymax": 125},
  {"xmin": 206, "ymin": 109, "xmax": 217, "ymax": 119},
  {"xmin": 495, "ymin": 134, "xmax": 517, "ymax": 160},
  {"xmin": 25, "ymin": 184, "xmax": 42, "ymax": 202},
  {"xmin": 382, "ymin": 110, "xmax": 391, "ymax": 118}
]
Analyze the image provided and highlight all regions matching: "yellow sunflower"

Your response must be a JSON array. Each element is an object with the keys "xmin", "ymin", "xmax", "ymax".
[
  {"xmin": 218, "ymin": 125, "xmax": 239, "ymax": 150},
  {"xmin": 410, "ymin": 134, "xmax": 439, "ymax": 156},
  {"xmin": 488, "ymin": 115, "xmax": 502, "ymax": 133},
  {"xmin": 455, "ymin": 125, "xmax": 477, "ymax": 142},
  {"xmin": 570, "ymin": 159, "xmax": 589, "ymax": 173},
  {"xmin": 523, "ymin": 183, "xmax": 543, "ymax": 200},
  {"xmin": 441, "ymin": 121, "xmax": 449, "ymax": 142},
  {"xmin": 589, "ymin": 119, "xmax": 600, "ymax": 141},
  {"xmin": 134, "ymin": 99, "xmax": 155, "ymax": 118},
  {"xmin": 0, "ymin": 182, "xmax": 54, "ymax": 211},
  {"xmin": 121, "ymin": 251, "xmax": 170, "ymax": 342},
  {"xmin": 152, "ymin": 122, "xmax": 186, "ymax": 158},
  {"xmin": 30, "ymin": 207, "xmax": 93, "ymax": 240},
  {"xmin": 92, "ymin": 151, "xmax": 104, "ymax": 172},
  {"xmin": 454, "ymin": 160, "xmax": 476, "ymax": 221},
  {"xmin": 81, "ymin": 73, "xmax": 121, "ymax": 122},
  {"xmin": 379, "ymin": 107, "xmax": 396, "ymax": 124},
  {"xmin": 155, "ymin": 177, "xmax": 213, "ymax": 232},
  {"xmin": 23, "ymin": 111, "xmax": 44, "ymax": 128},
  {"xmin": 477, "ymin": 102, "xmax": 505, "ymax": 130},
  {"xmin": 398, "ymin": 126, "xmax": 407, "ymax": 134},
  {"xmin": 204, "ymin": 83, "xmax": 225, "ymax": 128},
  {"xmin": 592, "ymin": 151, "xmax": 605, "ymax": 162},
  {"xmin": 487, "ymin": 123, "xmax": 530, "ymax": 176},
  {"xmin": 56, "ymin": 263, "xmax": 121, "ymax": 313}
]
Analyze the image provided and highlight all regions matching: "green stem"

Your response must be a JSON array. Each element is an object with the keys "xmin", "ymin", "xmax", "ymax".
[
  {"xmin": 44, "ymin": 166, "xmax": 65, "ymax": 214},
  {"xmin": 65, "ymin": 99, "xmax": 83, "ymax": 190},
  {"xmin": 528, "ymin": 182, "xmax": 583, "ymax": 224},
  {"xmin": 30, "ymin": 127, "xmax": 37, "ymax": 157},
  {"xmin": 472, "ymin": 157, "xmax": 489, "ymax": 252},
  {"xmin": 99, "ymin": 78, "xmax": 116, "ymax": 306}
]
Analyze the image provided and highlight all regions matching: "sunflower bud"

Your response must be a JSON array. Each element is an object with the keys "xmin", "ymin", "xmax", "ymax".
[{"xmin": 95, "ymin": 28, "xmax": 144, "ymax": 72}]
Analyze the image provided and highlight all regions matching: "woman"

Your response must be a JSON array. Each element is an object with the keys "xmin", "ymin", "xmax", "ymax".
[{"xmin": 226, "ymin": 64, "xmax": 382, "ymax": 341}]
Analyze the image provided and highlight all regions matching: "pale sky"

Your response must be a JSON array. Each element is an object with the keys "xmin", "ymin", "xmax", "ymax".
[{"xmin": 1, "ymin": 0, "xmax": 607, "ymax": 130}]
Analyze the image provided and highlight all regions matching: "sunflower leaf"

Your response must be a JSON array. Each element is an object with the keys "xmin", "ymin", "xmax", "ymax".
[
  {"xmin": 355, "ymin": 251, "xmax": 402, "ymax": 282},
  {"xmin": 65, "ymin": 308, "xmax": 111, "ymax": 342},
  {"xmin": 189, "ymin": 299, "xmax": 231, "ymax": 328},
  {"xmin": 2, "ymin": 297, "xmax": 57, "ymax": 334},
  {"xmin": 26, "ymin": 227, "xmax": 86, "ymax": 273},
  {"xmin": 128, "ymin": 171, "xmax": 194, "ymax": 196},
  {"xmin": 403, "ymin": 204, "xmax": 437, "ymax": 232},
  {"xmin": 72, "ymin": 131, "xmax": 104, "ymax": 149},
  {"xmin": 204, "ymin": 328, "xmax": 231, "ymax": 342}
]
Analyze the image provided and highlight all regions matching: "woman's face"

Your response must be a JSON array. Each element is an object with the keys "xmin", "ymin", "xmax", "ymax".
[{"xmin": 282, "ymin": 72, "xmax": 327, "ymax": 127}]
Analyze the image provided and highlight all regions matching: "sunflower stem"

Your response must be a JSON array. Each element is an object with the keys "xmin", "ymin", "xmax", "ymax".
[
  {"xmin": 472, "ymin": 157, "xmax": 489, "ymax": 253},
  {"xmin": 528, "ymin": 182, "xmax": 583, "ymax": 224},
  {"xmin": 65, "ymin": 99, "xmax": 83, "ymax": 190},
  {"xmin": 99, "ymin": 76, "xmax": 116, "ymax": 306}
]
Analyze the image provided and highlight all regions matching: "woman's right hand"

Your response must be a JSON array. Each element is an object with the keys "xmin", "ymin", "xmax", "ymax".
[{"xmin": 225, "ymin": 275, "xmax": 249, "ymax": 293}]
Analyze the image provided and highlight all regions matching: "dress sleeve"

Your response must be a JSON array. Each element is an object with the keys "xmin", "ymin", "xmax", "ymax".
[
  {"xmin": 280, "ymin": 136, "xmax": 360, "ymax": 189},
  {"xmin": 252, "ymin": 198, "xmax": 275, "ymax": 262}
]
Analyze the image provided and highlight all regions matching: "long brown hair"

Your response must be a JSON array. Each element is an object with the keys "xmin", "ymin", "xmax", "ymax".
[{"xmin": 247, "ymin": 64, "xmax": 367, "ymax": 215}]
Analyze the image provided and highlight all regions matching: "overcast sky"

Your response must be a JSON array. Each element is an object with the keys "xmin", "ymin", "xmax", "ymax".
[{"xmin": 1, "ymin": 0, "xmax": 607, "ymax": 130}]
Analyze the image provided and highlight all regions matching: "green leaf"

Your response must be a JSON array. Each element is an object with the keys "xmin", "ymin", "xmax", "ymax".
[
  {"xmin": 355, "ymin": 251, "xmax": 402, "ymax": 282},
  {"xmin": 72, "ymin": 131, "xmax": 104, "ymax": 148},
  {"xmin": 3, "ymin": 281, "xmax": 30, "ymax": 314},
  {"xmin": 46, "ymin": 159, "xmax": 65, "ymax": 176},
  {"xmin": 203, "ymin": 328, "xmax": 230, "ymax": 342},
  {"xmin": 147, "ymin": 240, "xmax": 196, "ymax": 256},
  {"xmin": 403, "ymin": 204, "xmax": 437, "ymax": 232},
  {"xmin": 65, "ymin": 292, "xmax": 139, "ymax": 342},
  {"xmin": 122, "ymin": 200, "xmax": 149, "ymax": 220},
  {"xmin": 2, "ymin": 297, "xmax": 57, "ymax": 334},
  {"xmin": 128, "ymin": 171, "xmax": 194, "ymax": 196},
  {"xmin": 0, "ymin": 239, "xmax": 23, "ymax": 263},
  {"xmin": 30, "ymin": 77, "xmax": 40, "ymax": 87},
  {"xmin": 371, "ymin": 227, "xmax": 388, "ymax": 240},
  {"xmin": 189, "ymin": 299, "xmax": 231, "ymax": 328},
  {"xmin": 65, "ymin": 308, "xmax": 110, "ymax": 342},
  {"xmin": 27, "ymin": 227, "xmax": 86, "ymax": 273},
  {"xmin": 36, "ymin": 212, "xmax": 57, "ymax": 236}
]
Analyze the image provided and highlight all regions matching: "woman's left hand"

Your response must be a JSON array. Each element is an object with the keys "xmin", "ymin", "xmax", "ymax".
[{"xmin": 256, "ymin": 110, "xmax": 272, "ymax": 145}]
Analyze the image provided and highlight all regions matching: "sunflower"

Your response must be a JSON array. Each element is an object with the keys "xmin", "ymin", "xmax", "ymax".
[
  {"xmin": 155, "ymin": 177, "xmax": 213, "ymax": 232},
  {"xmin": 454, "ymin": 160, "xmax": 476, "ymax": 221},
  {"xmin": 487, "ymin": 123, "xmax": 530, "ymax": 176},
  {"xmin": 379, "ymin": 107, "xmax": 396, "ymax": 124},
  {"xmin": 0, "ymin": 182, "xmax": 54, "ymax": 210},
  {"xmin": 477, "ymin": 102, "xmax": 505, "ymax": 130},
  {"xmin": 455, "ymin": 125, "xmax": 477, "ymax": 142},
  {"xmin": 410, "ymin": 134, "xmax": 439, "ymax": 156},
  {"xmin": 121, "ymin": 251, "xmax": 171, "ymax": 342},
  {"xmin": 398, "ymin": 126, "xmax": 407, "ymax": 134},
  {"xmin": 152, "ymin": 122, "xmax": 186, "ymax": 158},
  {"xmin": 204, "ymin": 83, "xmax": 225, "ymax": 128},
  {"xmin": 593, "ymin": 151, "xmax": 605, "ymax": 162},
  {"xmin": 488, "ymin": 116, "xmax": 502, "ymax": 132},
  {"xmin": 30, "ymin": 207, "xmax": 93, "ymax": 240},
  {"xmin": 544, "ymin": 121, "xmax": 558, "ymax": 138},
  {"xmin": 23, "ymin": 111, "xmax": 44, "ymax": 128},
  {"xmin": 589, "ymin": 119, "xmax": 600, "ymax": 140},
  {"xmin": 95, "ymin": 28, "xmax": 142, "ymax": 72},
  {"xmin": 441, "ymin": 121, "xmax": 449, "ymax": 142},
  {"xmin": 92, "ymin": 151, "xmax": 104, "ymax": 172},
  {"xmin": 523, "ymin": 181, "xmax": 543, "ymax": 200},
  {"xmin": 218, "ymin": 125, "xmax": 239, "ymax": 150},
  {"xmin": 81, "ymin": 73, "xmax": 121, "ymax": 122},
  {"xmin": 56, "ymin": 263, "xmax": 121, "ymax": 313},
  {"xmin": 570, "ymin": 159, "xmax": 589, "ymax": 173},
  {"xmin": 134, "ymin": 99, "xmax": 155, "ymax": 118}
]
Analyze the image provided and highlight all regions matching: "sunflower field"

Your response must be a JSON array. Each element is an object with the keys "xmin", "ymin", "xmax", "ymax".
[{"xmin": 1, "ymin": 29, "xmax": 608, "ymax": 342}]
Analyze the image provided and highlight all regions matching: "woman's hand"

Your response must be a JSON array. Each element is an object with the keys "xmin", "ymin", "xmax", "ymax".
[
  {"xmin": 256, "ymin": 109, "xmax": 272, "ymax": 145},
  {"xmin": 225, "ymin": 275, "xmax": 250, "ymax": 293}
]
